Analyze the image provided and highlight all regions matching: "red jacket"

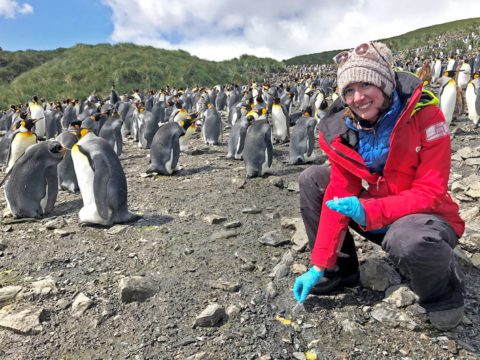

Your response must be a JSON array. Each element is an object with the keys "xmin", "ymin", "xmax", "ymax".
[{"xmin": 312, "ymin": 72, "xmax": 465, "ymax": 269}]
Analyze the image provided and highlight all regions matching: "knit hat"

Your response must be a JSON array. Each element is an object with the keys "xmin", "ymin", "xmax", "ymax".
[{"xmin": 336, "ymin": 42, "xmax": 396, "ymax": 100}]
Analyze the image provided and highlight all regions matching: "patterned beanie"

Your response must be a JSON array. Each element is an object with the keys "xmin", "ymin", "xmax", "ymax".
[{"xmin": 336, "ymin": 42, "xmax": 396, "ymax": 100}]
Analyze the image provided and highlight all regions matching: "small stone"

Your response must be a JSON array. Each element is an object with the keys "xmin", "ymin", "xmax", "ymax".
[
  {"xmin": 204, "ymin": 215, "xmax": 227, "ymax": 224},
  {"xmin": 226, "ymin": 305, "xmax": 241, "ymax": 319},
  {"xmin": 259, "ymin": 355, "xmax": 272, "ymax": 360},
  {"xmin": 281, "ymin": 217, "xmax": 308, "ymax": 252},
  {"xmin": 448, "ymin": 340, "xmax": 457, "ymax": 354},
  {"xmin": 31, "ymin": 276, "xmax": 58, "ymax": 297},
  {"xmin": 194, "ymin": 304, "xmax": 226, "ymax": 327},
  {"xmin": 231, "ymin": 178, "xmax": 246, "ymax": 189},
  {"xmin": 0, "ymin": 286, "xmax": 23, "ymax": 305},
  {"xmin": 360, "ymin": 258, "xmax": 401, "ymax": 291},
  {"xmin": 286, "ymin": 182, "xmax": 300, "ymax": 192},
  {"xmin": 341, "ymin": 319, "xmax": 362, "ymax": 335},
  {"xmin": 370, "ymin": 305, "xmax": 399, "ymax": 327},
  {"xmin": 1, "ymin": 226, "xmax": 13, "ymax": 233},
  {"xmin": 241, "ymin": 207, "xmax": 261, "ymax": 214},
  {"xmin": 71, "ymin": 293, "xmax": 93, "ymax": 318},
  {"xmin": 183, "ymin": 247, "xmax": 194, "ymax": 255},
  {"xmin": 224, "ymin": 221, "xmax": 241, "ymax": 229},
  {"xmin": 241, "ymin": 262, "xmax": 256, "ymax": 271},
  {"xmin": 186, "ymin": 352, "xmax": 215, "ymax": 360},
  {"xmin": 292, "ymin": 353, "xmax": 306, "ymax": 360},
  {"xmin": 0, "ymin": 306, "xmax": 45, "ymax": 334},
  {"xmin": 107, "ymin": 224, "xmax": 129, "ymax": 235},
  {"xmin": 208, "ymin": 280, "xmax": 241, "ymax": 292},
  {"xmin": 459, "ymin": 206, "xmax": 480, "ymax": 222},
  {"xmin": 56, "ymin": 298, "xmax": 70, "ymax": 310},
  {"xmin": 268, "ymin": 176, "xmax": 284, "ymax": 188},
  {"xmin": 258, "ymin": 230, "xmax": 289, "ymax": 247},
  {"xmin": 292, "ymin": 263, "xmax": 308, "ymax": 274},
  {"xmin": 265, "ymin": 282, "xmax": 277, "ymax": 300},
  {"xmin": 210, "ymin": 230, "xmax": 238, "ymax": 240},
  {"xmin": 44, "ymin": 217, "xmax": 66, "ymax": 230},
  {"xmin": 118, "ymin": 276, "xmax": 160, "ymax": 303},
  {"xmin": 54, "ymin": 229, "xmax": 75, "ymax": 237},
  {"xmin": 384, "ymin": 285, "xmax": 416, "ymax": 308}
]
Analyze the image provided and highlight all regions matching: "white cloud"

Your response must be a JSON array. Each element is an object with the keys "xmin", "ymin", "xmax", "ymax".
[
  {"xmin": 102, "ymin": 0, "xmax": 480, "ymax": 61},
  {"xmin": 0, "ymin": 0, "xmax": 33, "ymax": 19}
]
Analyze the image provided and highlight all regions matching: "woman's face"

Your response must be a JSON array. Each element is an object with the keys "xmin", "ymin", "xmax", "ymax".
[{"xmin": 343, "ymin": 82, "xmax": 386, "ymax": 123}]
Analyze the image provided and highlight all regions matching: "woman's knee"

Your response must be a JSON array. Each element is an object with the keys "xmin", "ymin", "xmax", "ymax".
[{"xmin": 298, "ymin": 165, "xmax": 330, "ymax": 192}]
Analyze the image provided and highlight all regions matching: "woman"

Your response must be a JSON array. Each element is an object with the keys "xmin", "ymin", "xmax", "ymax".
[{"xmin": 293, "ymin": 42, "xmax": 465, "ymax": 331}]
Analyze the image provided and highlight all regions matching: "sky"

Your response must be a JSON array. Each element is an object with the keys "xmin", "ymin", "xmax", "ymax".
[{"xmin": 1, "ymin": 0, "xmax": 480, "ymax": 61}]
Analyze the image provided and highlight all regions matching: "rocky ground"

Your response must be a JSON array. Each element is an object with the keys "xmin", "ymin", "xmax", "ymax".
[{"xmin": 0, "ymin": 112, "xmax": 479, "ymax": 360}]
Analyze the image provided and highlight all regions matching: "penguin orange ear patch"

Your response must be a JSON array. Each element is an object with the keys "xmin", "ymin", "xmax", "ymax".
[
  {"xmin": 180, "ymin": 120, "xmax": 184, "ymax": 127},
  {"xmin": 80, "ymin": 128, "xmax": 89, "ymax": 137}
]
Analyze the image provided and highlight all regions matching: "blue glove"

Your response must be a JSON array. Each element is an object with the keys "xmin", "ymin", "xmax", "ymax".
[
  {"xmin": 326, "ymin": 196, "xmax": 366, "ymax": 226},
  {"xmin": 293, "ymin": 267, "xmax": 325, "ymax": 303}
]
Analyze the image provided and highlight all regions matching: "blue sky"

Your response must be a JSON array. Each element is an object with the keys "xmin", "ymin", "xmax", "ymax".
[{"xmin": 1, "ymin": 0, "xmax": 480, "ymax": 61}]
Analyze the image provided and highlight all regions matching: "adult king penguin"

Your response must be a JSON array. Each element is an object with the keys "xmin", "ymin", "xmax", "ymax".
[
  {"xmin": 29, "ymin": 96, "xmax": 46, "ymax": 140},
  {"xmin": 71, "ymin": 127, "xmax": 138, "ymax": 226},
  {"xmin": 56, "ymin": 121, "xmax": 81, "ymax": 193},
  {"xmin": 147, "ymin": 118, "xmax": 194, "ymax": 175},
  {"xmin": 5, "ymin": 117, "xmax": 37, "ymax": 173},
  {"xmin": 226, "ymin": 112, "xmax": 254, "ymax": 160},
  {"xmin": 202, "ymin": 102, "xmax": 222, "ymax": 145},
  {"xmin": 289, "ymin": 107, "xmax": 317, "ymax": 164},
  {"xmin": 5, "ymin": 140, "xmax": 65, "ymax": 218},
  {"xmin": 465, "ymin": 73, "xmax": 480, "ymax": 128},
  {"xmin": 271, "ymin": 97, "xmax": 290, "ymax": 143},
  {"xmin": 439, "ymin": 70, "xmax": 457, "ymax": 127},
  {"xmin": 243, "ymin": 115, "xmax": 273, "ymax": 178}
]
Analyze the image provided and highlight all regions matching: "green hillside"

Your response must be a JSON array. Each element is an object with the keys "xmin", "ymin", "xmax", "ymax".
[
  {"xmin": 0, "ymin": 43, "xmax": 284, "ymax": 107},
  {"xmin": 284, "ymin": 17, "xmax": 480, "ymax": 65}
]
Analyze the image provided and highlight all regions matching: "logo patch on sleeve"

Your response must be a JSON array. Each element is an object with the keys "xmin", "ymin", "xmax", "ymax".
[{"xmin": 425, "ymin": 122, "xmax": 449, "ymax": 141}]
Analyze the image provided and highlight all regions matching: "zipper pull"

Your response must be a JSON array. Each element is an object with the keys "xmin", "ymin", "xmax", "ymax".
[{"xmin": 376, "ymin": 176, "xmax": 382, "ymax": 191}]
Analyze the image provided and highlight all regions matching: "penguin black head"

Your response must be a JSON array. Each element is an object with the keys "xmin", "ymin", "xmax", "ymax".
[
  {"xmin": 32, "ymin": 95, "xmax": 38, "ymax": 103},
  {"xmin": 175, "ymin": 100, "xmax": 183, "ymax": 109},
  {"xmin": 21, "ymin": 118, "xmax": 35, "ymax": 131},
  {"xmin": 273, "ymin": 97, "xmax": 280, "ymax": 104},
  {"xmin": 443, "ymin": 70, "xmax": 455, "ymax": 78},
  {"xmin": 246, "ymin": 115, "xmax": 255, "ymax": 123},
  {"xmin": 179, "ymin": 118, "xmax": 195, "ymax": 133},
  {"xmin": 48, "ymin": 141, "xmax": 66, "ymax": 157}
]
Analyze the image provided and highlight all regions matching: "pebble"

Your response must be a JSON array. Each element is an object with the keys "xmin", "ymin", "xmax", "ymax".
[
  {"xmin": 118, "ymin": 276, "xmax": 160, "ymax": 303},
  {"xmin": 241, "ymin": 207, "xmax": 262, "ymax": 214},
  {"xmin": 0, "ymin": 305, "xmax": 45, "ymax": 334},
  {"xmin": 194, "ymin": 304, "xmax": 226, "ymax": 327},
  {"xmin": 224, "ymin": 221, "xmax": 241, "ymax": 229},
  {"xmin": 71, "ymin": 293, "xmax": 93, "ymax": 318},
  {"xmin": 204, "ymin": 215, "xmax": 227, "ymax": 224},
  {"xmin": 208, "ymin": 280, "xmax": 241, "ymax": 292},
  {"xmin": 258, "ymin": 230, "xmax": 289, "ymax": 247}
]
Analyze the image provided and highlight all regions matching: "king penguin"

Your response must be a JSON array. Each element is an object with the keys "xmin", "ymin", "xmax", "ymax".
[
  {"xmin": 432, "ymin": 58, "xmax": 442, "ymax": 84},
  {"xmin": 5, "ymin": 118, "xmax": 38, "ymax": 173},
  {"xmin": 179, "ymin": 113, "xmax": 197, "ymax": 151},
  {"xmin": 5, "ymin": 140, "xmax": 65, "ymax": 218},
  {"xmin": 226, "ymin": 113, "xmax": 254, "ymax": 160},
  {"xmin": 147, "ymin": 119, "xmax": 194, "ymax": 175},
  {"xmin": 29, "ymin": 96, "xmax": 46, "ymax": 140},
  {"xmin": 439, "ymin": 70, "xmax": 458, "ymax": 127},
  {"xmin": 202, "ymin": 102, "xmax": 222, "ymax": 145},
  {"xmin": 56, "ymin": 121, "xmax": 81, "ymax": 193},
  {"xmin": 465, "ymin": 74, "xmax": 480, "ymax": 128},
  {"xmin": 99, "ymin": 111, "xmax": 124, "ymax": 156},
  {"xmin": 242, "ymin": 118, "xmax": 273, "ymax": 178},
  {"xmin": 289, "ymin": 107, "xmax": 317, "ymax": 164},
  {"xmin": 71, "ymin": 127, "xmax": 138, "ymax": 226},
  {"xmin": 271, "ymin": 97, "xmax": 290, "ymax": 143}
]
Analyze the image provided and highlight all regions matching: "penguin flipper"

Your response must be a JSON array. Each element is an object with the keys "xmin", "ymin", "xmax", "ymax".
[
  {"xmin": 44, "ymin": 167, "xmax": 59, "ymax": 214},
  {"xmin": 306, "ymin": 125, "xmax": 315, "ymax": 157},
  {"xmin": 265, "ymin": 129, "xmax": 273, "ymax": 168},
  {"xmin": 93, "ymin": 158, "xmax": 111, "ymax": 220}
]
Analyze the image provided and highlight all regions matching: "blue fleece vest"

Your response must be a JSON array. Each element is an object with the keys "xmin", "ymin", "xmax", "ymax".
[{"xmin": 346, "ymin": 90, "xmax": 402, "ymax": 174}]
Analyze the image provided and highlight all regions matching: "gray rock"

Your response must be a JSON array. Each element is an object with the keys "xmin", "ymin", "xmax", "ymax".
[
  {"xmin": 0, "ymin": 239, "xmax": 7, "ymax": 250},
  {"xmin": 71, "ymin": 293, "xmax": 93, "ymax": 318},
  {"xmin": 465, "ymin": 182, "xmax": 480, "ymax": 199},
  {"xmin": 31, "ymin": 276, "xmax": 58, "ymax": 297},
  {"xmin": 265, "ymin": 282, "xmax": 277, "ymax": 300},
  {"xmin": 341, "ymin": 319, "xmax": 363, "ymax": 335},
  {"xmin": 210, "ymin": 230, "xmax": 238, "ymax": 240},
  {"xmin": 465, "ymin": 157, "xmax": 480, "ymax": 166},
  {"xmin": 360, "ymin": 258, "xmax": 401, "ymax": 291},
  {"xmin": 44, "ymin": 217, "xmax": 66, "ymax": 230},
  {"xmin": 204, "ymin": 215, "xmax": 227, "ymax": 224},
  {"xmin": 268, "ymin": 176, "xmax": 284, "ymax": 188},
  {"xmin": 231, "ymin": 178, "xmax": 246, "ymax": 189},
  {"xmin": 258, "ymin": 230, "xmax": 289, "ymax": 247},
  {"xmin": 241, "ymin": 207, "xmax": 261, "ymax": 214},
  {"xmin": 54, "ymin": 229, "xmax": 75, "ymax": 237},
  {"xmin": 0, "ymin": 286, "xmax": 23, "ymax": 305},
  {"xmin": 457, "ymin": 146, "xmax": 480, "ymax": 159},
  {"xmin": 107, "ymin": 224, "xmax": 129, "ymax": 235},
  {"xmin": 460, "ymin": 206, "xmax": 480, "ymax": 222},
  {"xmin": 292, "ymin": 353, "xmax": 307, "ymax": 360},
  {"xmin": 186, "ymin": 352, "xmax": 215, "ymax": 360},
  {"xmin": 208, "ymin": 280, "xmax": 241, "ymax": 292},
  {"xmin": 370, "ymin": 305, "xmax": 399, "ymax": 327},
  {"xmin": 0, "ymin": 306, "xmax": 45, "ymax": 334},
  {"xmin": 454, "ymin": 246, "xmax": 473, "ymax": 266},
  {"xmin": 118, "ymin": 276, "xmax": 160, "ymax": 303},
  {"xmin": 269, "ymin": 250, "xmax": 294, "ymax": 279},
  {"xmin": 281, "ymin": 217, "xmax": 308, "ymax": 252},
  {"xmin": 384, "ymin": 285, "xmax": 417, "ymax": 308},
  {"xmin": 226, "ymin": 305, "xmax": 241, "ymax": 319},
  {"xmin": 224, "ymin": 221, "xmax": 241, "ymax": 229},
  {"xmin": 472, "ymin": 253, "xmax": 480, "ymax": 270},
  {"xmin": 194, "ymin": 304, "xmax": 226, "ymax": 327},
  {"xmin": 286, "ymin": 182, "xmax": 300, "ymax": 192}
]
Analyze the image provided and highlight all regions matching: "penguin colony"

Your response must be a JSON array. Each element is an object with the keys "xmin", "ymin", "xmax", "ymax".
[{"xmin": 0, "ymin": 50, "xmax": 479, "ymax": 224}]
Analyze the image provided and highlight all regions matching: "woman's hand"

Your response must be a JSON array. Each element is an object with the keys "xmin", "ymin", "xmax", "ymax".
[
  {"xmin": 326, "ymin": 196, "xmax": 366, "ymax": 226},
  {"xmin": 293, "ymin": 266, "xmax": 325, "ymax": 303}
]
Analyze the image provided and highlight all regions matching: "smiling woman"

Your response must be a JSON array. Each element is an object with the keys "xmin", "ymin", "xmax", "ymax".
[{"xmin": 294, "ymin": 41, "xmax": 467, "ymax": 332}]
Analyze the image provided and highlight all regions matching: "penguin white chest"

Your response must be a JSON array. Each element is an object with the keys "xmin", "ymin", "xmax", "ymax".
[
  {"xmin": 272, "ymin": 105, "xmax": 287, "ymax": 139},
  {"xmin": 71, "ymin": 145, "xmax": 106, "ymax": 224}
]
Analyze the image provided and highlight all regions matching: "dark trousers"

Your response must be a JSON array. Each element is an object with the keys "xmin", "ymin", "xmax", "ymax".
[{"xmin": 299, "ymin": 165, "xmax": 464, "ymax": 312}]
